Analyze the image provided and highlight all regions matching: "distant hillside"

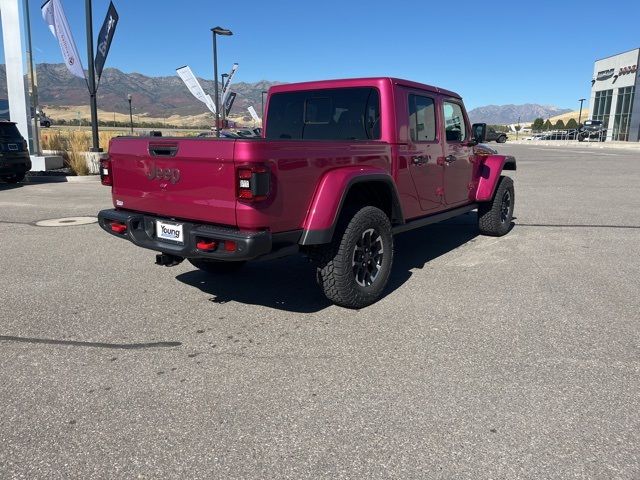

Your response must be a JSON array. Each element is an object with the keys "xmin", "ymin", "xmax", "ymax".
[
  {"xmin": 0, "ymin": 63, "xmax": 282, "ymax": 118},
  {"xmin": 468, "ymin": 104, "xmax": 573, "ymax": 125}
]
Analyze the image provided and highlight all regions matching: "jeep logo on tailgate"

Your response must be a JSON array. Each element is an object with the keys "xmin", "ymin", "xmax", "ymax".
[{"xmin": 145, "ymin": 162, "xmax": 180, "ymax": 184}]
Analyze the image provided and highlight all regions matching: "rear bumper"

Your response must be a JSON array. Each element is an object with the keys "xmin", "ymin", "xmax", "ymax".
[
  {"xmin": 0, "ymin": 154, "xmax": 31, "ymax": 175},
  {"xmin": 98, "ymin": 209, "xmax": 273, "ymax": 261}
]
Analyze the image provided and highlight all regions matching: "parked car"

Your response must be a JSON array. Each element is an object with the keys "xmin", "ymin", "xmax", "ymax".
[
  {"xmin": 472, "ymin": 123, "xmax": 507, "ymax": 143},
  {"xmin": 538, "ymin": 131, "xmax": 568, "ymax": 140},
  {"xmin": 578, "ymin": 120, "xmax": 606, "ymax": 142},
  {"xmin": 0, "ymin": 121, "xmax": 31, "ymax": 183},
  {"xmin": 98, "ymin": 77, "xmax": 516, "ymax": 308},
  {"xmin": 39, "ymin": 113, "xmax": 52, "ymax": 128}
]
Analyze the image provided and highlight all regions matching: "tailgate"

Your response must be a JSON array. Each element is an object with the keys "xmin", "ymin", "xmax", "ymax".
[{"xmin": 109, "ymin": 137, "xmax": 237, "ymax": 226}]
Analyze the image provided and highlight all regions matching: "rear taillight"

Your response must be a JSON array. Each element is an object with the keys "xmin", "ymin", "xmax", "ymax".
[
  {"xmin": 237, "ymin": 164, "xmax": 270, "ymax": 201},
  {"xmin": 110, "ymin": 221, "xmax": 127, "ymax": 234},
  {"xmin": 100, "ymin": 157, "xmax": 112, "ymax": 186}
]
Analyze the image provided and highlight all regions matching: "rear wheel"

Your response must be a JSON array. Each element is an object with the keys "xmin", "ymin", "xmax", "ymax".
[
  {"xmin": 2, "ymin": 173, "xmax": 25, "ymax": 184},
  {"xmin": 478, "ymin": 176, "xmax": 514, "ymax": 237},
  {"xmin": 310, "ymin": 206, "xmax": 393, "ymax": 309},
  {"xmin": 188, "ymin": 258, "xmax": 245, "ymax": 274}
]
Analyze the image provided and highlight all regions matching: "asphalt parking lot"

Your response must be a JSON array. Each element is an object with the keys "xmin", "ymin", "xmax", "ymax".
[{"xmin": 1, "ymin": 144, "xmax": 638, "ymax": 479}]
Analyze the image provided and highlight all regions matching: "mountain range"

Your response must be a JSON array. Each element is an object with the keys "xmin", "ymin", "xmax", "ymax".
[
  {"xmin": 1, "ymin": 64, "xmax": 570, "ymax": 125},
  {"xmin": 467, "ymin": 104, "xmax": 573, "ymax": 124}
]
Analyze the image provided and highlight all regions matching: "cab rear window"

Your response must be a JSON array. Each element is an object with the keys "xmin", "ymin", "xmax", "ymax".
[{"xmin": 266, "ymin": 87, "xmax": 381, "ymax": 141}]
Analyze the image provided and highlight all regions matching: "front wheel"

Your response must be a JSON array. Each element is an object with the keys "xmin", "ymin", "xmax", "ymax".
[
  {"xmin": 310, "ymin": 206, "xmax": 394, "ymax": 309},
  {"xmin": 188, "ymin": 258, "xmax": 245, "ymax": 274},
  {"xmin": 478, "ymin": 176, "xmax": 514, "ymax": 237},
  {"xmin": 497, "ymin": 135, "xmax": 507, "ymax": 143}
]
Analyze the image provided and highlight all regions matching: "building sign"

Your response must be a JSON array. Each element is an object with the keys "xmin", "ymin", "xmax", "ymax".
[
  {"xmin": 618, "ymin": 65, "xmax": 638, "ymax": 76},
  {"xmin": 596, "ymin": 68, "xmax": 615, "ymax": 81}
]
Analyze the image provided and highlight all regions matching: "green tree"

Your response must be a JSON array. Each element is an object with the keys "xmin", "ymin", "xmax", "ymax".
[
  {"xmin": 532, "ymin": 118, "xmax": 545, "ymax": 131},
  {"xmin": 554, "ymin": 119, "xmax": 566, "ymax": 130},
  {"xmin": 543, "ymin": 119, "xmax": 552, "ymax": 130},
  {"xmin": 566, "ymin": 118, "xmax": 578, "ymax": 129}
]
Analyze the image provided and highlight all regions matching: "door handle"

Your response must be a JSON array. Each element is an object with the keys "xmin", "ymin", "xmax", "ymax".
[
  {"xmin": 412, "ymin": 155, "xmax": 429, "ymax": 165},
  {"xmin": 445, "ymin": 155, "xmax": 457, "ymax": 165}
]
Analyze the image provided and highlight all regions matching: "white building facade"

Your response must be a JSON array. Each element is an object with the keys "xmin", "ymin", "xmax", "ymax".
[{"xmin": 590, "ymin": 48, "xmax": 639, "ymax": 142}]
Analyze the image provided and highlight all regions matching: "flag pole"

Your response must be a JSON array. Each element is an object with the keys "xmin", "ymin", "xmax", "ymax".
[{"xmin": 85, "ymin": 0, "xmax": 100, "ymax": 151}]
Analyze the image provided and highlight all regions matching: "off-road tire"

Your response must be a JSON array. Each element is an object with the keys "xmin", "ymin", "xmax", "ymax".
[
  {"xmin": 478, "ymin": 175, "xmax": 514, "ymax": 237},
  {"xmin": 309, "ymin": 206, "xmax": 393, "ymax": 309},
  {"xmin": 188, "ymin": 258, "xmax": 245, "ymax": 274},
  {"xmin": 497, "ymin": 135, "xmax": 507, "ymax": 143},
  {"xmin": 2, "ymin": 173, "xmax": 25, "ymax": 184}
]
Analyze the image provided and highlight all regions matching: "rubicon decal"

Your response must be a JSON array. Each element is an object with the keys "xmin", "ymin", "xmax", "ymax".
[{"xmin": 145, "ymin": 163, "xmax": 181, "ymax": 184}]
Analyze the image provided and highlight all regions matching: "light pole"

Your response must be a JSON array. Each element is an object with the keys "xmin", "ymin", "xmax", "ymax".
[
  {"xmin": 85, "ymin": 0, "xmax": 100, "ymax": 151},
  {"xmin": 577, "ymin": 98, "xmax": 586, "ymax": 128},
  {"xmin": 516, "ymin": 115, "xmax": 520, "ymax": 140},
  {"xmin": 261, "ymin": 90, "xmax": 267, "ymax": 118},
  {"xmin": 127, "ymin": 94, "xmax": 133, "ymax": 134},
  {"xmin": 221, "ymin": 73, "xmax": 229, "ymax": 129},
  {"xmin": 211, "ymin": 26, "xmax": 233, "ymax": 137}
]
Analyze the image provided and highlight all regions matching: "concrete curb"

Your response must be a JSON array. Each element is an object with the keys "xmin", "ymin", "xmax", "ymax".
[
  {"xmin": 506, "ymin": 140, "xmax": 640, "ymax": 150},
  {"xmin": 25, "ymin": 175, "xmax": 100, "ymax": 184}
]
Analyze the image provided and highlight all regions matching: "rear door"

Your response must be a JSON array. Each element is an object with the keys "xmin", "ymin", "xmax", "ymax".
[
  {"xmin": 441, "ymin": 99, "xmax": 474, "ymax": 206},
  {"xmin": 397, "ymin": 88, "xmax": 443, "ymax": 213}
]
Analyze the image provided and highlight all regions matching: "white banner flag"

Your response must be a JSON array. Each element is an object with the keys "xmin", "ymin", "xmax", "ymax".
[
  {"xmin": 176, "ymin": 66, "xmax": 216, "ymax": 113},
  {"xmin": 222, "ymin": 63, "xmax": 239, "ymax": 105},
  {"xmin": 41, "ymin": 0, "xmax": 86, "ymax": 80},
  {"xmin": 248, "ymin": 106, "xmax": 260, "ymax": 123}
]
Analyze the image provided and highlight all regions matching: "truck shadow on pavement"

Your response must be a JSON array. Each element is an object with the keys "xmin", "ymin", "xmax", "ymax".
[{"xmin": 175, "ymin": 213, "xmax": 480, "ymax": 313}]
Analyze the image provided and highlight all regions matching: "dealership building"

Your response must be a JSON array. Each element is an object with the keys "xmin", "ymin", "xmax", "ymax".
[{"xmin": 590, "ymin": 48, "xmax": 639, "ymax": 141}]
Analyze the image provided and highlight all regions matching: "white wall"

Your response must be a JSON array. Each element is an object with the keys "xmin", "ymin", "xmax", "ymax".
[{"xmin": 0, "ymin": 0, "xmax": 31, "ymax": 142}]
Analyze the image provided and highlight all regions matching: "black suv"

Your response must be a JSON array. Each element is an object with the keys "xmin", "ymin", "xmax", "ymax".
[
  {"xmin": 0, "ymin": 121, "xmax": 31, "ymax": 183},
  {"xmin": 578, "ymin": 120, "xmax": 606, "ymax": 142}
]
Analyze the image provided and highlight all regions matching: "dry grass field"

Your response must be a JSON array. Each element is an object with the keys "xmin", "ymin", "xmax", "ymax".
[{"xmin": 44, "ymin": 105, "xmax": 256, "ymax": 128}]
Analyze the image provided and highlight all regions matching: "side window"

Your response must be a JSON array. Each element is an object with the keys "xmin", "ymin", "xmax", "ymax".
[
  {"xmin": 408, "ymin": 94, "xmax": 436, "ymax": 142},
  {"xmin": 443, "ymin": 101, "xmax": 467, "ymax": 142}
]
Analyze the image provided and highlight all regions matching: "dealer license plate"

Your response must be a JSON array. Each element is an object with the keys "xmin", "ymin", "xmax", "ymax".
[{"xmin": 156, "ymin": 220, "xmax": 184, "ymax": 244}]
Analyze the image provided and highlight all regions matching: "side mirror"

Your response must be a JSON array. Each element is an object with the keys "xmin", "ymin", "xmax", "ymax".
[{"xmin": 472, "ymin": 123, "xmax": 486, "ymax": 143}]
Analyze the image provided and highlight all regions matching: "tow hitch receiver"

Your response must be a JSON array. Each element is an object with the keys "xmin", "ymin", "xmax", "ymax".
[{"xmin": 155, "ymin": 253, "xmax": 184, "ymax": 267}]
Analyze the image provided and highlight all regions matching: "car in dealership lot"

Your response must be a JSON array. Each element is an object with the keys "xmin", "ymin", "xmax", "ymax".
[
  {"xmin": 99, "ymin": 77, "xmax": 516, "ymax": 308},
  {"xmin": 0, "ymin": 121, "xmax": 31, "ymax": 183},
  {"xmin": 578, "ymin": 120, "xmax": 606, "ymax": 142}
]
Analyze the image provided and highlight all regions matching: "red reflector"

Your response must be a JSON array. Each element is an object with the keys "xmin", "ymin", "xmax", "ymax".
[
  {"xmin": 197, "ymin": 240, "xmax": 217, "ymax": 251},
  {"xmin": 238, "ymin": 189, "xmax": 253, "ymax": 199},
  {"xmin": 110, "ymin": 222, "xmax": 127, "ymax": 233},
  {"xmin": 224, "ymin": 240, "xmax": 237, "ymax": 252}
]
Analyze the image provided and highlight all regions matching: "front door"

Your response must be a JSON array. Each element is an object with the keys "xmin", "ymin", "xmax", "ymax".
[
  {"xmin": 399, "ymin": 90, "xmax": 443, "ymax": 213},
  {"xmin": 442, "ymin": 99, "xmax": 474, "ymax": 206}
]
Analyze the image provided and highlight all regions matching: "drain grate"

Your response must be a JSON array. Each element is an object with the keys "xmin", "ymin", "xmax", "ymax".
[{"xmin": 35, "ymin": 217, "xmax": 98, "ymax": 227}]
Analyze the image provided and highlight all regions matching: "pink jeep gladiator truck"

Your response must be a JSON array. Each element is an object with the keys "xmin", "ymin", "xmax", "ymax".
[{"xmin": 98, "ymin": 77, "xmax": 515, "ymax": 308}]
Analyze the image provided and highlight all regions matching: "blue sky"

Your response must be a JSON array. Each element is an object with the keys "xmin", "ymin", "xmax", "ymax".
[{"xmin": 2, "ymin": 0, "xmax": 640, "ymax": 109}]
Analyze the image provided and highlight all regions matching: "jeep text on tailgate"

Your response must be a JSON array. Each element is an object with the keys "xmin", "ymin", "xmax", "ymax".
[{"xmin": 98, "ymin": 78, "xmax": 516, "ymax": 308}]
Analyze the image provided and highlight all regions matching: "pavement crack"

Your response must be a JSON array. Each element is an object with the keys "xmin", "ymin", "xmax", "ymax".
[{"xmin": 0, "ymin": 335, "xmax": 182, "ymax": 350}]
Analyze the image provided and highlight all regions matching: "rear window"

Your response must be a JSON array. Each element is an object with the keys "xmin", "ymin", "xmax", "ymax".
[
  {"xmin": 265, "ymin": 87, "xmax": 381, "ymax": 140},
  {"xmin": 0, "ymin": 122, "xmax": 21, "ymax": 138}
]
